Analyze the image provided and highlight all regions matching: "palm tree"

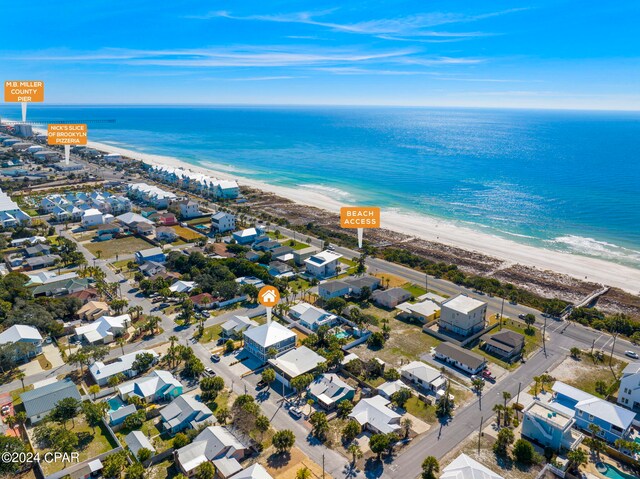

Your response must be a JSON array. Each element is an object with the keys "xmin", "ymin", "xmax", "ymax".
[
  {"xmin": 347, "ymin": 443, "xmax": 362, "ymax": 465},
  {"xmin": 493, "ymin": 404, "xmax": 503, "ymax": 428},
  {"xmin": 532, "ymin": 376, "xmax": 541, "ymax": 396},
  {"xmin": 502, "ymin": 391, "xmax": 511, "ymax": 408},
  {"xmin": 421, "ymin": 456, "xmax": 440, "ymax": 479},
  {"xmin": 116, "ymin": 337, "xmax": 126, "ymax": 355},
  {"xmin": 567, "ymin": 449, "xmax": 588, "ymax": 473},
  {"xmin": 401, "ymin": 417, "xmax": 413, "ymax": 438},
  {"xmin": 16, "ymin": 370, "xmax": 26, "ymax": 391}
]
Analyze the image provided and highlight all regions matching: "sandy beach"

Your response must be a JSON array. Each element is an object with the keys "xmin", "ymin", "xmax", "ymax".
[{"xmin": 85, "ymin": 138, "xmax": 640, "ymax": 295}]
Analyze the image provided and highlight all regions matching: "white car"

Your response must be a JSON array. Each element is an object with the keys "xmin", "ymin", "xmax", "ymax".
[{"xmin": 624, "ymin": 350, "xmax": 639, "ymax": 359}]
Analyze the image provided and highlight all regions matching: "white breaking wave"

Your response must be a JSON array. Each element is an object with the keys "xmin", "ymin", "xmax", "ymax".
[
  {"xmin": 548, "ymin": 235, "xmax": 640, "ymax": 265},
  {"xmin": 199, "ymin": 161, "xmax": 253, "ymax": 175},
  {"xmin": 298, "ymin": 183, "xmax": 355, "ymax": 201}
]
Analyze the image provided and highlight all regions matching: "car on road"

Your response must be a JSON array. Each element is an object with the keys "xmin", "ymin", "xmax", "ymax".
[
  {"xmin": 481, "ymin": 370, "xmax": 496, "ymax": 381},
  {"xmin": 625, "ymin": 350, "xmax": 639, "ymax": 359},
  {"xmin": 289, "ymin": 406, "xmax": 303, "ymax": 419},
  {"xmin": 204, "ymin": 367, "xmax": 216, "ymax": 376},
  {"xmin": 210, "ymin": 354, "xmax": 220, "ymax": 362},
  {"xmin": 256, "ymin": 380, "xmax": 267, "ymax": 390},
  {"xmin": 201, "ymin": 311, "xmax": 211, "ymax": 318},
  {"xmin": 190, "ymin": 337, "xmax": 198, "ymax": 344},
  {"xmin": 518, "ymin": 314, "xmax": 526, "ymax": 320}
]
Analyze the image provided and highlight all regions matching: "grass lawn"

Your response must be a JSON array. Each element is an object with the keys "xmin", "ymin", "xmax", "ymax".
[
  {"xmin": 287, "ymin": 278, "xmax": 311, "ymax": 291},
  {"xmin": 147, "ymin": 459, "xmax": 181, "ymax": 479},
  {"xmin": 373, "ymin": 272, "xmax": 407, "ymax": 288},
  {"xmin": 402, "ymin": 282, "xmax": 427, "ymax": 298},
  {"xmin": 171, "ymin": 225, "xmax": 204, "ymax": 241},
  {"xmin": 10, "ymin": 385, "xmax": 33, "ymax": 408},
  {"xmin": 340, "ymin": 257, "xmax": 356, "ymax": 267},
  {"xmin": 199, "ymin": 324, "xmax": 222, "ymax": 344},
  {"xmin": 186, "ymin": 217, "xmax": 211, "ymax": 226},
  {"xmin": 110, "ymin": 259, "xmax": 134, "ymax": 270},
  {"xmin": 85, "ymin": 236, "xmax": 153, "ymax": 259},
  {"xmin": 117, "ymin": 417, "xmax": 172, "ymax": 452},
  {"xmin": 253, "ymin": 315, "xmax": 267, "ymax": 325},
  {"xmin": 37, "ymin": 355, "xmax": 53, "ymax": 370},
  {"xmin": 404, "ymin": 396, "xmax": 437, "ymax": 423},
  {"xmin": 280, "ymin": 239, "xmax": 310, "ymax": 251},
  {"xmin": 37, "ymin": 415, "xmax": 118, "ymax": 475},
  {"xmin": 472, "ymin": 320, "xmax": 541, "ymax": 370},
  {"xmin": 352, "ymin": 302, "xmax": 442, "ymax": 365}
]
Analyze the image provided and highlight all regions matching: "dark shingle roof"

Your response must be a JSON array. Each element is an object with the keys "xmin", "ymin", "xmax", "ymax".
[
  {"xmin": 435, "ymin": 343, "xmax": 486, "ymax": 370},
  {"xmin": 21, "ymin": 380, "xmax": 81, "ymax": 418}
]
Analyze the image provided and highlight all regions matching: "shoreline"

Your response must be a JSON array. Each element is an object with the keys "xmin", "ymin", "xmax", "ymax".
[{"xmin": 81, "ymin": 137, "xmax": 640, "ymax": 294}]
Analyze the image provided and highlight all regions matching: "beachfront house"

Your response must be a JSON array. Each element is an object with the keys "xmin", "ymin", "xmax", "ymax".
[
  {"xmin": 438, "ymin": 295, "xmax": 487, "ymax": 338},
  {"xmin": 617, "ymin": 362, "xmax": 640, "ymax": 412}
]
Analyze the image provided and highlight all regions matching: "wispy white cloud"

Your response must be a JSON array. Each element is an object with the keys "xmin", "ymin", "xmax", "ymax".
[
  {"xmin": 190, "ymin": 8, "xmax": 527, "ymax": 41},
  {"xmin": 225, "ymin": 75, "xmax": 303, "ymax": 81},
  {"xmin": 2, "ymin": 46, "xmax": 419, "ymax": 68}
]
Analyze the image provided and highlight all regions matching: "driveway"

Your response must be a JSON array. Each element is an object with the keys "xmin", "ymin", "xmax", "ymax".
[{"xmin": 42, "ymin": 344, "xmax": 65, "ymax": 368}]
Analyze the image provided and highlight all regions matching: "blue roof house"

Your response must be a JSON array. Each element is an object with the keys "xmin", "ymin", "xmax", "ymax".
[{"xmin": 135, "ymin": 247, "xmax": 166, "ymax": 264}]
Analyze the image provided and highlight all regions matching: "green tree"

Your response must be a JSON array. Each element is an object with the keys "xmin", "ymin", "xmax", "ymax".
[
  {"xmin": 137, "ymin": 447, "xmax": 152, "ymax": 463},
  {"xmin": 309, "ymin": 411, "xmax": 329, "ymax": 440},
  {"xmin": 493, "ymin": 428, "xmax": 515, "ymax": 457},
  {"xmin": 369, "ymin": 433, "xmax": 391, "ymax": 460},
  {"xmin": 89, "ymin": 384, "xmax": 101, "ymax": 399},
  {"xmin": 347, "ymin": 443, "xmax": 363, "ymax": 465},
  {"xmin": 194, "ymin": 461, "xmax": 215, "ymax": 479},
  {"xmin": 401, "ymin": 417, "xmax": 413, "ymax": 438},
  {"xmin": 337, "ymin": 399, "xmax": 354, "ymax": 418},
  {"xmin": 126, "ymin": 463, "xmax": 145, "ymax": 479},
  {"xmin": 570, "ymin": 347, "xmax": 582, "ymax": 359},
  {"xmin": 523, "ymin": 314, "xmax": 536, "ymax": 332},
  {"xmin": 272, "ymin": 429, "xmax": 295, "ymax": 454},
  {"xmin": 290, "ymin": 373, "xmax": 314, "ymax": 396},
  {"xmin": 225, "ymin": 340, "xmax": 235, "ymax": 354},
  {"xmin": 261, "ymin": 368, "xmax": 276, "ymax": 385},
  {"xmin": 132, "ymin": 352, "xmax": 156, "ymax": 373},
  {"xmin": 295, "ymin": 467, "xmax": 311, "ymax": 479},
  {"xmin": 108, "ymin": 373, "xmax": 126, "ymax": 387},
  {"xmin": 513, "ymin": 439, "xmax": 536, "ymax": 465},
  {"xmin": 173, "ymin": 433, "xmax": 189, "ymax": 449},
  {"xmin": 184, "ymin": 356, "xmax": 205, "ymax": 378},
  {"xmin": 342, "ymin": 420, "xmax": 361, "ymax": 442},
  {"xmin": 0, "ymin": 435, "xmax": 29, "ymax": 473},
  {"xmin": 391, "ymin": 388, "xmax": 412, "ymax": 408},
  {"xmin": 51, "ymin": 397, "xmax": 81, "ymax": 428},
  {"xmin": 255, "ymin": 415, "xmax": 270, "ymax": 442},
  {"xmin": 367, "ymin": 331, "xmax": 385, "ymax": 349},
  {"xmin": 215, "ymin": 408, "xmax": 230, "ymax": 425},
  {"xmin": 383, "ymin": 368, "xmax": 400, "ymax": 381},
  {"xmin": 421, "ymin": 456, "xmax": 440, "ymax": 479},
  {"xmin": 567, "ymin": 448, "xmax": 588, "ymax": 473}
]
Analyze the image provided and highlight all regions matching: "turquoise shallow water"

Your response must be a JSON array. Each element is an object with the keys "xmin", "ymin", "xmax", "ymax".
[{"xmin": 2, "ymin": 105, "xmax": 639, "ymax": 268}]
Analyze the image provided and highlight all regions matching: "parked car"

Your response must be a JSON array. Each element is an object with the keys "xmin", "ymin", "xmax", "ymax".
[
  {"xmin": 289, "ymin": 406, "xmax": 303, "ymax": 419},
  {"xmin": 204, "ymin": 367, "xmax": 216, "ymax": 376},
  {"xmin": 481, "ymin": 370, "xmax": 496, "ymax": 381},
  {"xmin": 256, "ymin": 380, "xmax": 267, "ymax": 390},
  {"xmin": 624, "ymin": 350, "xmax": 639, "ymax": 359},
  {"xmin": 210, "ymin": 354, "xmax": 220, "ymax": 362}
]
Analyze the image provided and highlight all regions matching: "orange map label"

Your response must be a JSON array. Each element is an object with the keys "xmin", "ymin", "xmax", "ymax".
[
  {"xmin": 258, "ymin": 285, "xmax": 280, "ymax": 307},
  {"xmin": 4, "ymin": 80, "xmax": 45, "ymax": 102},
  {"xmin": 340, "ymin": 206, "xmax": 380, "ymax": 228},
  {"xmin": 48, "ymin": 124, "xmax": 88, "ymax": 145}
]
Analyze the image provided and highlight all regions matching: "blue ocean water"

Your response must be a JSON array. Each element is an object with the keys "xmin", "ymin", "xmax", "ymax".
[{"xmin": 2, "ymin": 105, "xmax": 639, "ymax": 268}]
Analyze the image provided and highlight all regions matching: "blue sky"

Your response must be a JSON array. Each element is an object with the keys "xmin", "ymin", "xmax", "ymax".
[{"xmin": 3, "ymin": 0, "xmax": 640, "ymax": 109}]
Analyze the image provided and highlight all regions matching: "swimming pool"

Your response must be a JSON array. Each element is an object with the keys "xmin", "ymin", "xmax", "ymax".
[
  {"xmin": 107, "ymin": 396, "xmax": 125, "ymax": 414},
  {"xmin": 335, "ymin": 331, "xmax": 350, "ymax": 340},
  {"xmin": 596, "ymin": 462, "xmax": 637, "ymax": 479}
]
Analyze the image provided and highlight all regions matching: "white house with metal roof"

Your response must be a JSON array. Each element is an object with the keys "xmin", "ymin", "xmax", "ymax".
[
  {"xmin": 89, "ymin": 349, "xmax": 159, "ymax": 386},
  {"xmin": 117, "ymin": 370, "xmax": 183, "ymax": 403},
  {"xmin": 125, "ymin": 430, "xmax": 156, "ymax": 458},
  {"xmin": 348, "ymin": 395, "xmax": 401, "ymax": 434},
  {"xmin": 0, "ymin": 324, "xmax": 43, "ymax": 360},
  {"xmin": 440, "ymin": 453, "xmax": 503, "ymax": 479},
  {"xmin": 229, "ymin": 464, "xmax": 273, "ymax": 479},
  {"xmin": 242, "ymin": 321, "xmax": 297, "ymax": 363},
  {"xmin": 267, "ymin": 346, "xmax": 325, "ymax": 388},
  {"xmin": 221, "ymin": 315, "xmax": 258, "ymax": 339},
  {"xmin": 0, "ymin": 187, "xmax": 31, "ymax": 227},
  {"xmin": 75, "ymin": 314, "xmax": 128, "ymax": 344},
  {"xmin": 175, "ymin": 426, "xmax": 248, "ymax": 477},
  {"xmin": 399, "ymin": 361, "xmax": 447, "ymax": 395},
  {"xmin": 289, "ymin": 302, "xmax": 338, "ymax": 331}
]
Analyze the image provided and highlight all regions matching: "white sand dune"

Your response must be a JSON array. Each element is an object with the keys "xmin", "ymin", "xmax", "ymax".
[{"xmin": 85, "ymin": 138, "xmax": 640, "ymax": 294}]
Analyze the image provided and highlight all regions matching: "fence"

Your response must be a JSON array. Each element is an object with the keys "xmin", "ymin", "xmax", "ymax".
[{"xmin": 341, "ymin": 331, "xmax": 372, "ymax": 351}]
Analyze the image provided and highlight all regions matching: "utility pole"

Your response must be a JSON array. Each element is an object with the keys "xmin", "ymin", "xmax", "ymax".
[
  {"xmin": 499, "ymin": 297, "xmax": 505, "ymax": 330},
  {"xmin": 322, "ymin": 454, "xmax": 325, "ymax": 479},
  {"xmin": 425, "ymin": 273, "xmax": 428, "ymax": 293},
  {"xmin": 477, "ymin": 416, "xmax": 484, "ymax": 454},
  {"xmin": 515, "ymin": 382, "xmax": 522, "ymax": 419},
  {"xmin": 543, "ymin": 316, "xmax": 547, "ymax": 356},
  {"xmin": 591, "ymin": 338, "xmax": 596, "ymax": 356}
]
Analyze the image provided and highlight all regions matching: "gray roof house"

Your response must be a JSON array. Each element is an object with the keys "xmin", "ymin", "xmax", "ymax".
[
  {"xmin": 434, "ymin": 342, "xmax": 487, "ymax": 375},
  {"xmin": 21, "ymin": 379, "xmax": 82, "ymax": 424},
  {"xmin": 109, "ymin": 403, "xmax": 137, "ymax": 426},
  {"xmin": 221, "ymin": 315, "xmax": 258, "ymax": 339},
  {"xmin": 160, "ymin": 395, "xmax": 214, "ymax": 435},
  {"xmin": 175, "ymin": 426, "xmax": 248, "ymax": 477},
  {"xmin": 308, "ymin": 373, "xmax": 356, "ymax": 410},
  {"xmin": 371, "ymin": 288, "xmax": 412, "ymax": 309},
  {"xmin": 125, "ymin": 430, "xmax": 156, "ymax": 458}
]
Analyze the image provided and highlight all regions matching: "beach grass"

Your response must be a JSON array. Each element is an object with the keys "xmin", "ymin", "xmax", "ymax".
[
  {"xmin": 281, "ymin": 239, "xmax": 310, "ymax": 250},
  {"xmin": 171, "ymin": 225, "xmax": 204, "ymax": 241}
]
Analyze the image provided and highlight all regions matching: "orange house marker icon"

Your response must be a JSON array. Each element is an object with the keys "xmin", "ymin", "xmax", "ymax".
[{"xmin": 258, "ymin": 286, "xmax": 280, "ymax": 307}]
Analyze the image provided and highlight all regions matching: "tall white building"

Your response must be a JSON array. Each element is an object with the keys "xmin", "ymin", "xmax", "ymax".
[
  {"xmin": 618, "ymin": 362, "xmax": 640, "ymax": 412},
  {"xmin": 438, "ymin": 295, "xmax": 487, "ymax": 338}
]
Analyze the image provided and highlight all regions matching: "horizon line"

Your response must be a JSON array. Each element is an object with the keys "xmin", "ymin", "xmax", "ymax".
[{"xmin": 2, "ymin": 102, "xmax": 640, "ymax": 113}]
